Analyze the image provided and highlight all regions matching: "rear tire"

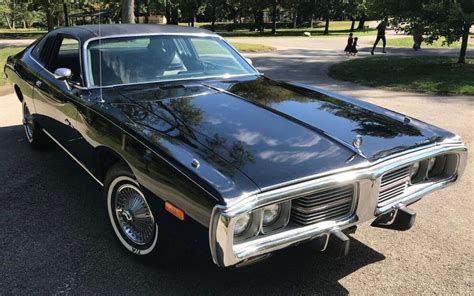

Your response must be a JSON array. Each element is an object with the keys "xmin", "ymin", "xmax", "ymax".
[
  {"xmin": 22, "ymin": 102, "xmax": 45, "ymax": 148},
  {"xmin": 103, "ymin": 163, "xmax": 168, "ymax": 262}
]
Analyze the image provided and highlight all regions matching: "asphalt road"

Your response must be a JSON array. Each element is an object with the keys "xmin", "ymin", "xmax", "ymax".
[{"xmin": 1, "ymin": 43, "xmax": 473, "ymax": 294}]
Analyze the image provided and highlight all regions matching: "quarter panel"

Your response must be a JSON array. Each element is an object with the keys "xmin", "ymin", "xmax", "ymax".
[{"xmin": 5, "ymin": 50, "xmax": 43, "ymax": 110}]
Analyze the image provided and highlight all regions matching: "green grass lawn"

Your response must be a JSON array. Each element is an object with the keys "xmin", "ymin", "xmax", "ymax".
[
  {"xmin": 0, "ymin": 47, "xmax": 23, "ymax": 86},
  {"xmin": 231, "ymin": 42, "xmax": 275, "ymax": 52},
  {"xmin": 388, "ymin": 37, "xmax": 473, "ymax": 48},
  {"xmin": 0, "ymin": 28, "xmax": 45, "ymax": 39},
  {"xmin": 328, "ymin": 56, "xmax": 474, "ymax": 95}
]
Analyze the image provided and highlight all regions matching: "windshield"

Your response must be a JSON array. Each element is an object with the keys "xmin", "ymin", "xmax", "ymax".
[{"xmin": 86, "ymin": 35, "xmax": 257, "ymax": 87}]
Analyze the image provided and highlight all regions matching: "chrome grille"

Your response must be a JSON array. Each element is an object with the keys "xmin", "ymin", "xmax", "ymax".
[
  {"xmin": 378, "ymin": 166, "xmax": 411, "ymax": 207},
  {"xmin": 291, "ymin": 184, "xmax": 355, "ymax": 226}
]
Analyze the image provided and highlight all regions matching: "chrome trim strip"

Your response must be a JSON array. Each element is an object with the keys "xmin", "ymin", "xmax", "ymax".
[
  {"xmin": 209, "ymin": 140, "xmax": 467, "ymax": 267},
  {"xmin": 42, "ymin": 128, "xmax": 104, "ymax": 187},
  {"xmin": 84, "ymin": 74, "xmax": 262, "ymax": 90}
]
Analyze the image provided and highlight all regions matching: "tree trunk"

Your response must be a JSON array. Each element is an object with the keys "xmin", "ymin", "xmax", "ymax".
[
  {"xmin": 210, "ymin": 0, "xmax": 216, "ymax": 31},
  {"xmin": 171, "ymin": 7, "xmax": 179, "ymax": 25},
  {"xmin": 144, "ymin": 0, "xmax": 150, "ymax": 23},
  {"xmin": 121, "ymin": 0, "xmax": 135, "ymax": 24},
  {"xmin": 46, "ymin": 0, "xmax": 54, "ymax": 31},
  {"xmin": 11, "ymin": 1, "xmax": 15, "ymax": 29},
  {"xmin": 3, "ymin": 14, "xmax": 12, "ymax": 29},
  {"xmin": 310, "ymin": 14, "xmax": 314, "ymax": 29},
  {"xmin": 357, "ymin": 16, "xmax": 365, "ymax": 30},
  {"xmin": 259, "ymin": 10, "xmax": 264, "ymax": 32},
  {"xmin": 63, "ymin": 2, "xmax": 70, "ymax": 26},
  {"xmin": 165, "ymin": 0, "xmax": 171, "ymax": 24},
  {"xmin": 350, "ymin": 18, "xmax": 355, "ymax": 32},
  {"xmin": 191, "ymin": 9, "xmax": 196, "ymax": 27},
  {"xmin": 292, "ymin": 10, "xmax": 297, "ymax": 29},
  {"xmin": 457, "ymin": 22, "xmax": 471, "ymax": 64},
  {"xmin": 324, "ymin": 17, "xmax": 329, "ymax": 35},
  {"xmin": 271, "ymin": 0, "xmax": 277, "ymax": 35}
]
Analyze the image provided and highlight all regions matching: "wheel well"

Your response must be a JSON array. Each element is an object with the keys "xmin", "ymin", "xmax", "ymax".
[
  {"xmin": 94, "ymin": 146, "xmax": 131, "ymax": 182},
  {"xmin": 14, "ymin": 85, "xmax": 23, "ymax": 102}
]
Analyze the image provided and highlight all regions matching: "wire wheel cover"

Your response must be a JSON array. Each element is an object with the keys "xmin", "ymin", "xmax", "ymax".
[
  {"xmin": 23, "ymin": 105, "xmax": 34, "ymax": 141},
  {"xmin": 114, "ymin": 184, "xmax": 155, "ymax": 245}
]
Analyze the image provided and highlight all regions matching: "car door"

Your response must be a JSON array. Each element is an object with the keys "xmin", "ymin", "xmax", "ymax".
[{"xmin": 33, "ymin": 34, "xmax": 83, "ymax": 146}]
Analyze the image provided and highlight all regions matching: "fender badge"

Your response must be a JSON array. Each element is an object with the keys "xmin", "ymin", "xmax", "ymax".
[
  {"xmin": 191, "ymin": 159, "xmax": 200, "ymax": 168},
  {"xmin": 353, "ymin": 135, "xmax": 363, "ymax": 149}
]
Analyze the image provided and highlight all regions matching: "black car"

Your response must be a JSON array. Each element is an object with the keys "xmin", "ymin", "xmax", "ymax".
[{"xmin": 4, "ymin": 24, "xmax": 467, "ymax": 267}]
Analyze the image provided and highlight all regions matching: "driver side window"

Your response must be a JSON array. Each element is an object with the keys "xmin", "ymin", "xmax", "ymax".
[{"xmin": 47, "ymin": 37, "xmax": 83, "ymax": 85}]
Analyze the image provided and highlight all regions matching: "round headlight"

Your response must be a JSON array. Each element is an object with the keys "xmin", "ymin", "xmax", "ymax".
[
  {"xmin": 234, "ymin": 213, "xmax": 251, "ymax": 236},
  {"xmin": 410, "ymin": 161, "xmax": 420, "ymax": 178},
  {"xmin": 427, "ymin": 157, "xmax": 436, "ymax": 173},
  {"xmin": 262, "ymin": 204, "xmax": 281, "ymax": 226}
]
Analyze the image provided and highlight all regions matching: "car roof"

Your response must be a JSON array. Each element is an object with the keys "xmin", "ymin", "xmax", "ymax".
[{"xmin": 51, "ymin": 24, "xmax": 217, "ymax": 42}]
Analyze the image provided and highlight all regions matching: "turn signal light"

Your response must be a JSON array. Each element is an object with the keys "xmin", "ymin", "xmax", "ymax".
[{"xmin": 165, "ymin": 202, "xmax": 185, "ymax": 221}]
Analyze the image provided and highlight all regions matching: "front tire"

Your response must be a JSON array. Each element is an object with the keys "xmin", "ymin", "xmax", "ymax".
[
  {"xmin": 104, "ymin": 163, "xmax": 163, "ymax": 259},
  {"xmin": 22, "ymin": 102, "xmax": 45, "ymax": 148}
]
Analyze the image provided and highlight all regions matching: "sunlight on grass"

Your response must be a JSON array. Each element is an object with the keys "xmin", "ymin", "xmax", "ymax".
[
  {"xmin": 231, "ymin": 43, "xmax": 275, "ymax": 52},
  {"xmin": 388, "ymin": 37, "xmax": 473, "ymax": 48},
  {"xmin": 1, "ymin": 47, "xmax": 23, "ymax": 86}
]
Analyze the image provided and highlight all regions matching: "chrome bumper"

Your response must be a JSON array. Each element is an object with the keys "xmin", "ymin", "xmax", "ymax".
[{"xmin": 209, "ymin": 140, "xmax": 468, "ymax": 267}]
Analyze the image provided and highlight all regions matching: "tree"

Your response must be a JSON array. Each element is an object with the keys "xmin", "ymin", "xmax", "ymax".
[
  {"xmin": 380, "ymin": 0, "xmax": 473, "ymax": 64},
  {"xmin": 271, "ymin": 0, "xmax": 278, "ymax": 34},
  {"xmin": 345, "ymin": 0, "xmax": 369, "ymax": 31},
  {"xmin": 0, "ymin": 0, "xmax": 13, "ymax": 29},
  {"xmin": 315, "ymin": 0, "xmax": 345, "ymax": 35},
  {"xmin": 122, "ymin": 0, "xmax": 135, "ymax": 23}
]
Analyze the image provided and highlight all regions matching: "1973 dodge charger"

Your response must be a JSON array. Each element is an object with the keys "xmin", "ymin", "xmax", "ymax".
[{"xmin": 4, "ymin": 24, "xmax": 467, "ymax": 267}]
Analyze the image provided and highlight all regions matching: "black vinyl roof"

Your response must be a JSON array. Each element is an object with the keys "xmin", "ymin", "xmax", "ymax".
[{"xmin": 52, "ymin": 24, "xmax": 216, "ymax": 42}]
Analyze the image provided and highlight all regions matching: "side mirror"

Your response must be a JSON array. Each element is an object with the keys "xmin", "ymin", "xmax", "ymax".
[
  {"xmin": 54, "ymin": 68, "xmax": 72, "ymax": 81},
  {"xmin": 245, "ymin": 58, "xmax": 253, "ymax": 65}
]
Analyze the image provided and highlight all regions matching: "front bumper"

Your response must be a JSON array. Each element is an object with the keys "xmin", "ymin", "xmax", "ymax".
[{"xmin": 209, "ymin": 140, "xmax": 467, "ymax": 267}]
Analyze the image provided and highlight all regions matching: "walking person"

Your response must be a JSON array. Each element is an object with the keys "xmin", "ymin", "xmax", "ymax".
[
  {"xmin": 350, "ymin": 37, "xmax": 359, "ymax": 55},
  {"xmin": 371, "ymin": 17, "xmax": 388, "ymax": 55},
  {"xmin": 344, "ymin": 33, "xmax": 354, "ymax": 56}
]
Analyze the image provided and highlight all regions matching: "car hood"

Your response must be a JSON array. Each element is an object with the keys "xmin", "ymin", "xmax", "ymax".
[{"xmin": 111, "ymin": 76, "xmax": 454, "ymax": 191}]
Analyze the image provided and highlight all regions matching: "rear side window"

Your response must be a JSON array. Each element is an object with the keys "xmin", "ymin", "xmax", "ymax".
[
  {"xmin": 48, "ymin": 37, "xmax": 82, "ymax": 85},
  {"xmin": 31, "ymin": 35, "xmax": 49, "ymax": 65},
  {"xmin": 58, "ymin": 38, "xmax": 79, "ymax": 52}
]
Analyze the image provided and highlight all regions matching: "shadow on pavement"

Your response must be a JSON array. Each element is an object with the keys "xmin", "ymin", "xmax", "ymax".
[{"xmin": 0, "ymin": 124, "xmax": 385, "ymax": 294}]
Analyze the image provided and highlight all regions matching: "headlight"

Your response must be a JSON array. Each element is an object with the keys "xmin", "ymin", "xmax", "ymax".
[
  {"xmin": 234, "ymin": 213, "xmax": 252, "ymax": 237},
  {"xmin": 410, "ymin": 161, "xmax": 420, "ymax": 177},
  {"xmin": 427, "ymin": 157, "xmax": 436, "ymax": 173},
  {"xmin": 262, "ymin": 204, "xmax": 281, "ymax": 226}
]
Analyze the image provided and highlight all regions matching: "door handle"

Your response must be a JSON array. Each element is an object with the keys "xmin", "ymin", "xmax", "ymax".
[
  {"xmin": 65, "ymin": 118, "xmax": 73, "ymax": 128},
  {"xmin": 35, "ymin": 80, "xmax": 42, "ymax": 88}
]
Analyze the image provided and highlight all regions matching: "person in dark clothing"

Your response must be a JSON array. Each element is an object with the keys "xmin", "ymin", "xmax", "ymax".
[
  {"xmin": 371, "ymin": 17, "xmax": 388, "ymax": 55},
  {"xmin": 350, "ymin": 37, "xmax": 359, "ymax": 55},
  {"xmin": 344, "ymin": 33, "xmax": 354, "ymax": 55}
]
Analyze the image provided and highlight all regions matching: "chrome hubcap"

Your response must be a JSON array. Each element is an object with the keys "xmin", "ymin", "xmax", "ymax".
[
  {"xmin": 114, "ymin": 184, "xmax": 155, "ymax": 245},
  {"xmin": 23, "ymin": 106, "xmax": 34, "ymax": 141}
]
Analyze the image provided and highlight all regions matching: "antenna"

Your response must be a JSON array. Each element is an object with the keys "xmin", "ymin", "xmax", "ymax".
[{"xmin": 98, "ymin": 0, "xmax": 104, "ymax": 103}]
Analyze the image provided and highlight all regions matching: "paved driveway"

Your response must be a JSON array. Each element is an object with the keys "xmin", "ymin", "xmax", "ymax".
[{"xmin": 1, "ymin": 38, "xmax": 473, "ymax": 294}]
